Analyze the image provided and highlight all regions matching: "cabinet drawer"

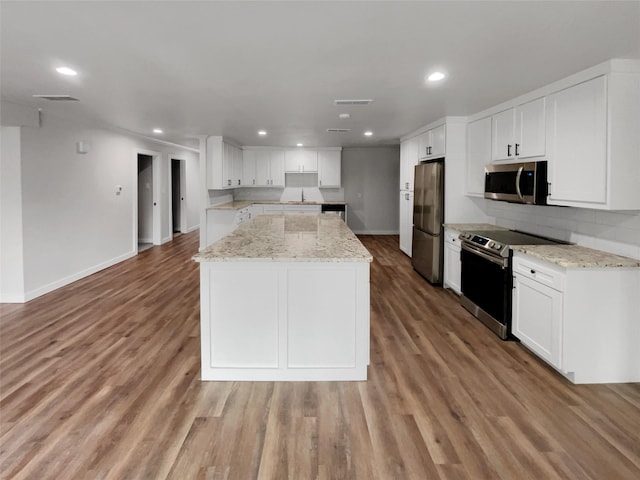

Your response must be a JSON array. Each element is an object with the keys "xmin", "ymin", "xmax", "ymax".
[{"xmin": 512, "ymin": 255, "xmax": 564, "ymax": 291}]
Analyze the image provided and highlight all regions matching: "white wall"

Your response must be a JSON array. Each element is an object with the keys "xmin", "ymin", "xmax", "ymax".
[
  {"xmin": 488, "ymin": 202, "xmax": 640, "ymax": 260},
  {"xmin": 0, "ymin": 127, "xmax": 25, "ymax": 302},
  {"xmin": 342, "ymin": 146, "xmax": 400, "ymax": 234},
  {"xmin": 1, "ymin": 108, "xmax": 199, "ymax": 302}
]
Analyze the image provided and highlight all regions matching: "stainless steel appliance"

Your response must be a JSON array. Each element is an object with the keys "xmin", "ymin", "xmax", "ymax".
[
  {"xmin": 321, "ymin": 203, "xmax": 346, "ymax": 221},
  {"xmin": 459, "ymin": 229, "xmax": 565, "ymax": 339},
  {"xmin": 484, "ymin": 161, "xmax": 548, "ymax": 205},
  {"xmin": 412, "ymin": 160, "xmax": 444, "ymax": 283}
]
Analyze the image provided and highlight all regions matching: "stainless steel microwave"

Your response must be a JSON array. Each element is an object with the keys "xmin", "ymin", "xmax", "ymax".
[{"xmin": 484, "ymin": 161, "xmax": 548, "ymax": 205}]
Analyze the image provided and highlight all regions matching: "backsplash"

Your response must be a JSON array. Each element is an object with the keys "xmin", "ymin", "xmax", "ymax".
[{"xmin": 487, "ymin": 201, "xmax": 640, "ymax": 260}]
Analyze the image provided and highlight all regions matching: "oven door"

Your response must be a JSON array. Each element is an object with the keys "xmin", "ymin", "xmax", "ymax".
[{"xmin": 459, "ymin": 243, "xmax": 512, "ymax": 339}]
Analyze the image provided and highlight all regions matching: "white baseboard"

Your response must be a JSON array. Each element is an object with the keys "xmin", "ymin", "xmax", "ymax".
[
  {"xmin": 187, "ymin": 224, "xmax": 200, "ymax": 233},
  {"xmin": 138, "ymin": 237, "xmax": 152, "ymax": 243},
  {"xmin": 0, "ymin": 292, "xmax": 27, "ymax": 303},
  {"xmin": 351, "ymin": 230, "xmax": 400, "ymax": 235},
  {"xmin": 161, "ymin": 235, "xmax": 172, "ymax": 244},
  {"xmin": 23, "ymin": 251, "xmax": 137, "ymax": 303}
]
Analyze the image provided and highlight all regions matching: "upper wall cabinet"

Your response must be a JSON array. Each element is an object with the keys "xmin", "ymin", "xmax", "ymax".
[
  {"xmin": 546, "ymin": 71, "xmax": 640, "ymax": 210},
  {"xmin": 244, "ymin": 149, "xmax": 285, "ymax": 187},
  {"xmin": 418, "ymin": 124, "xmax": 446, "ymax": 160},
  {"xmin": 285, "ymin": 149, "xmax": 318, "ymax": 172},
  {"xmin": 492, "ymin": 97, "xmax": 545, "ymax": 161},
  {"xmin": 207, "ymin": 136, "xmax": 242, "ymax": 190},
  {"xmin": 400, "ymin": 136, "xmax": 419, "ymax": 191},
  {"xmin": 318, "ymin": 150, "xmax": 341, "ymax": 187},
  {"xmin": 466, "ymin": 116, "xmax": 492, "ymax": 196}
]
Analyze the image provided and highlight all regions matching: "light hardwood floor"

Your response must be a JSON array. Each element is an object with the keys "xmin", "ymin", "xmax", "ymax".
[{"xmin": 1, "ymin": 232, "xmax": 639, "ymax": 479}]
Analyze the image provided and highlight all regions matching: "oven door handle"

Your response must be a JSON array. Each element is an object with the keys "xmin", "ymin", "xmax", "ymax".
[
  {"xmin": 515, "ymin": 166, "xmax": 524, "ymax": 201},
  {"xmin": 461, "ymin": 242, "xmax": 508, "ymax": 268}
]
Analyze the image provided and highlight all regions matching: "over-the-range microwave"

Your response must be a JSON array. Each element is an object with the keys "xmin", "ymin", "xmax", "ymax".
[{"xmin": 484, "ymin": 161, "xmax": 548, "ymax": 205}]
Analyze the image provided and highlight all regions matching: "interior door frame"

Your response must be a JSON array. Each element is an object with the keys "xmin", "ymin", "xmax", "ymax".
[
  {"xmin": 169, "ymin": 155, "xmax": 188, "ymax": 235},
  {"xmin": 133, "ymin": 148, "xmax": 162, "ymax": 252}
]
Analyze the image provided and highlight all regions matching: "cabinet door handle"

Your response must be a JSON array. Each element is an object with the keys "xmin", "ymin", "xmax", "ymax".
[
  {"xmin": 319, "ymin": 180, "xmax": 322, "ymax": 186},
  {"xmin": 507, "ymin": 144, "xmax": 512, "ymax": 157},
  {"xmin": 238, "ymin": 179, "xmax": 241, "ymax": 185},
  {"xmin": 405, "ymin": 182, "xmax": 409, "ymax": 189},
  {"xmin": 530, "ymin": 269, "xmax": 536, "ymax": 274},
  {"xmin": 515, "ymin": 143, "xmax": 520, "ymax": 156}
]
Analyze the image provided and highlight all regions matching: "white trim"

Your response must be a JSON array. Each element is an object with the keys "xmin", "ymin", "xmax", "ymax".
[
  {"xmin": 188, "ymin": 224, "xmax": 200, "ymax": 233},
  {"xmin": 161, "ymin": 235, "xmax": 172, "ymax": 244},
  {"xmin": 0, "ymin": 293, "xmax": 26, "ymax": 303},
  {"xmin": 401, "ymin": 116, "xmax": 467, "ymax": 142},
  {"xmin": 22, "ymin": 251, "xmax": 137, "ymax": 303},
  {"xmin": 350, "ymin": 230, "xmax": 400, "ymax": 235},
  {"xmin": 138, "ymin": 237, "xmax": 153, "ymax": 243}
]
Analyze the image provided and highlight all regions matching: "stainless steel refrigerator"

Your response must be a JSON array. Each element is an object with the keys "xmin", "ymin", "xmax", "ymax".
[{"xmin": 412, "ymin": 160, "xmax": 444, "ymax": 284}]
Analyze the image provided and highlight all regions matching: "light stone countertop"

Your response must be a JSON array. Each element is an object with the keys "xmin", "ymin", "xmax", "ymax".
[
  {"xmin": 207, "ymin": 200, "xmax": 347, "ymax": 211},
  {"xmin": 194, "ymin": 214, "xmax": 372, "ymax": 263},
  {"xmin": 443, "ymin": 223, "xmax": 510, "ymax": 232},
  {"xmin": 512, "ymin": 244, "xmax": 640, "ymax": 269}
]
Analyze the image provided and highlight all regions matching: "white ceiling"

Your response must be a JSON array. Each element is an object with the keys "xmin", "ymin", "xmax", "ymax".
[{"xmin": 2, "ymin": 1, "xmax": 639, "ymax": 149}]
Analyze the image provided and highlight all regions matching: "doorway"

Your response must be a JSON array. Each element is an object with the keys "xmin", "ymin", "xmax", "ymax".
[
  {"xmin": 137, "ymin": 154, "xmax": 154, "ymax": 252},
  {"xmin": 171, "ymin": 158, "xmax": 187, "ymax": 236}
]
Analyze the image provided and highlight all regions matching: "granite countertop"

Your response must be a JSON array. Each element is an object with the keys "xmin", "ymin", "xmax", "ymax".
[
  {"xmin": 443, "ymin": 223, "xmax": 510, "ymax": 232},
  {"xmin": 512, "ymin": 244, "xmax": 640, "ymax": 269},
  {"xmin": 208, "ymin": 200, "xmax": 347, "ymax": 211},
  {"xmin": 194, "ymin": 214, "xmax": 372, "ymax": 263}
]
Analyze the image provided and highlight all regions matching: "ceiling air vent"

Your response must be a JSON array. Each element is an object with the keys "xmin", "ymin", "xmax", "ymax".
[
  {"xmin": 326, "ymin": 128, "xmax": 351, "ymax": 133},
  {"xmin": 32, "ymin": 95, "xmax": 79, "ymax": 101},
  {"xmin": 334, "ymin": 99, "xmax": 373, "ymax": 106}
]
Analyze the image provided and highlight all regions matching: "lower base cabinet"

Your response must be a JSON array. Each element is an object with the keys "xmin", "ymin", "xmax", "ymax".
[
  {"xmin": 399, "ymin": 191, "xmax": 413, "ymax": 256},
  {"xmin": 512, "ymin": 252, "xmax": 640, "ymax": 384},
  {"xmin": 443, "ymin": 228, "xmax": 461, "ymax": 294},
  {"xmin": 199, "ymin": 261, "xmax": 370, "ymax": 381}
]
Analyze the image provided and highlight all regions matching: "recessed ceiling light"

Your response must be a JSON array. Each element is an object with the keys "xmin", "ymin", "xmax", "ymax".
[
  {"xmin": 56, "ymin": 66, "xmax": 77, "ymax": 76},
  {"xmin": 296, "ymin": 143, "xmax": 303, "ymax": 147},
  {"xmin": 427, "ymin": 71, "xmax": 446, "ymax": 82},
  {"xmin": 153, "ymin": 128, "xmax": 163, "ymax": 134},
  {"xmin": 364, "ymin": 131, "xmax": 373, "ymax": 137},
  {"xmin": 339, "ymin": 113, "xmax": 351, "ymax": 119},
  {"xmin": 258, "ymin": 130, "xmax": 267, "ymax": 136}
]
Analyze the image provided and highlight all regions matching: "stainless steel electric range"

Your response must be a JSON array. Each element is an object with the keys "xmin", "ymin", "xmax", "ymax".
[{"xmin": 458, "ymin": 229, "xmax": 566, "ymax": 340}]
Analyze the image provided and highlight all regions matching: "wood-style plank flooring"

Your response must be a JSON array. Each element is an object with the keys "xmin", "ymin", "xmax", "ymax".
[{"xmin": 1, "ymin": 231, "xmax": 639, "ymax": 479}]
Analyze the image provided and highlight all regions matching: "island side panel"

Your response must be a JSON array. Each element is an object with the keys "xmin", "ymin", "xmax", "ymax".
[{"xmin": 199, "ymin": 261, "xmax": 370, "ymax": 381}]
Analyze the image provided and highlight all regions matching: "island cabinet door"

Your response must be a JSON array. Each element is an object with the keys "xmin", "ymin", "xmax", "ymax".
[
  {"xmin": 203, "ymin": 267, "xmax": 280, "ymax": 368},
  {"xmin": 287, "ymin": 267, "xmax": 360, "ymax": 368}
]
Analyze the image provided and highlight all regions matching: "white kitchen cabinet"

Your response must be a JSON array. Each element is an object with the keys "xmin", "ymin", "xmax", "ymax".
[
  {"xmin": 466, "ymin": 116, "xmax": 492, "ymax": 196},
  {"xmin": 546, "ymin": 76, "xmax": 607, "ymax": 206},
  {"xmin": 443, "ymin": 228, "xmax": 462, "ymax": 294},
  {"xmin": 546, "ymin": 70, "xmax": 640, "ymax": 210},
  {"xmin": 285, "ymin": 149, "xmax": 318, "ymax": 172},
  {"xmin": 318, "ymin": 150, "xmax": 341, "ymax": 187},
  {"xmin": 418, "ymin": 124, "xmax": 445, "ymax": 160},
  {"xmin": 205, "ymin": 206, "xmax": 251, "ymax": 246},
  {"xmin": 242, "ymin": 149, "xmax": 257, "ymax": 186},
  {"xmin": 269, "ymin": 150, "xmax": 285, "ymax": 186},
  {"xmin": 399, "ymin": 191, "xmax": 413, "ymax": 256},
  {"xmin": 511, "ymin": 252, "xmax": 640, "ymax": 384},
  {"xmin": 243, "ymin": 149, "xmax": 285, "ymax": 186},
  {"xmin": 283, "ymin": 205, "xmax": 321, "ymax": 214},
  {"xmin": 513, "ymin": 265, "xmax": 563, "ymax": 367},
  {"xmin": 207, "ymin": 136, "xmax": 242, "ymax": 189},
  {"xmin": 492, "ymin": 97, "xmax": 545, "ymax": 161},
  {"xmin": 400, "ymin": 136, "xmax": 419, "ymax": 191}
]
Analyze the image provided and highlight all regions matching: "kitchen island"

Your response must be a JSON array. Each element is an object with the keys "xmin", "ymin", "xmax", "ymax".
[{"xmin": 193, "ymin": 214, "xmax": 373, "ymax": 381}]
